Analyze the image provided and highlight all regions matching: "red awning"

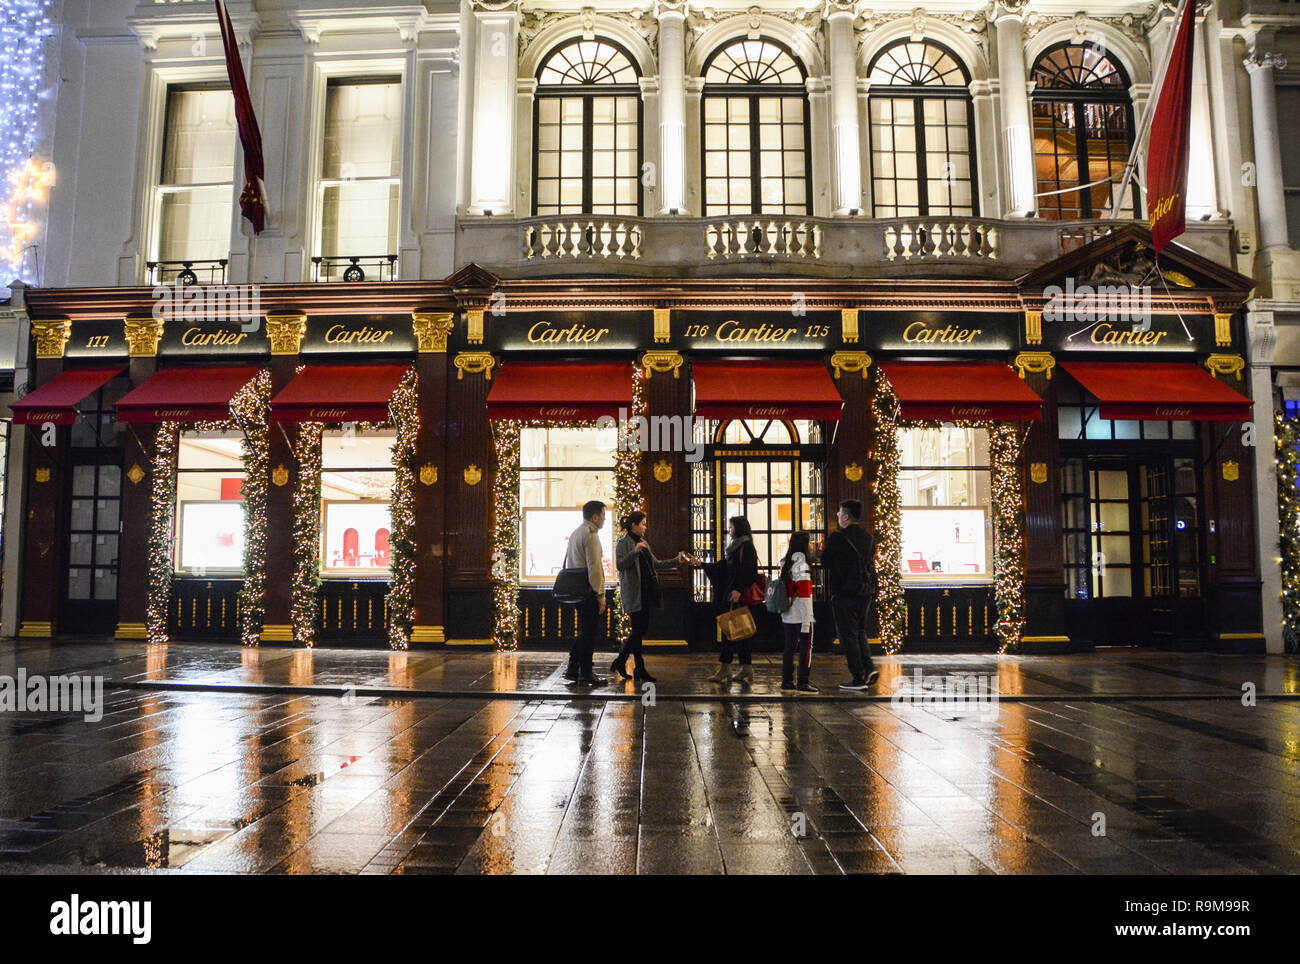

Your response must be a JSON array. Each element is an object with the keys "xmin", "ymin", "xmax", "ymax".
[
  {"xmin": 878, "ymin": 361, "xmax": 1043, "ymax": 421},
  {"xmin": 486, "ymin": 362, "xmax": 633, "ymax": 420},
  {"xmin": 692, "ymin": 361, "xmax": 843, "ymax": 421},
  {"xmin": 7, "ymin": 367, "xmax": 122, "ymax": 426},
  {"xmin": 117, "ymin": 366, "xmax": 264, "ymax": 423},
  {"xmin": 270, "ymin": 363, "xmax": 410, "ymax": 423},
  {"xmin": 1063, "ymin": 362, "xmax": 1253, "ymax": 422}
]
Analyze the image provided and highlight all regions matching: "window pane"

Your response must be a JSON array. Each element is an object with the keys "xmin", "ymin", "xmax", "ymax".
[
  {"xmin": 323, "ymin": 80, "xmax": 402, "ymax": 180},
  {"xmin": 320, "ymin": 181, "xmax": 399, "ymax": 257},
  {"xmin": 322, "ymin": 430, "xmax": 397, "ymax": 469},
  {"xmin": 159, "ymin": 186, "xmax": 233, "ymax": 263},
  {"xmin": 162, "ymin": 88, "xmax": 236, "ymax": 185}
]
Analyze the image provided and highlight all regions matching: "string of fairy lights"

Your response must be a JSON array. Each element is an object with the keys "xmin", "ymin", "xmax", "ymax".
[
  {"xmin": 0, "ymin": 0, "xmax": 54, "ymax": 282},
  {"xmin": 291, "ymin": 422, "xmax": 324, "ymax": 646},
  {"xmin": 487, "ymin": 367, "xmax": 647, "ymax": 651},
  {"xmin": 870, "ymin": 373, "xmax": 1027, "ymax": 655},
  {"xmin": 386, "ymin": 369, "xmax": 419, "ymax": 651},
  {"xmin": 231, "ymin": 372, "xmax": 271, "ymax": 647},
  {"xmin": 1275, "ymin": 412, "xmax": 1300, "ymax": 650},
  {"xmin": 145, "ymin": 425, "xmax": 179, "ymax": 645}
]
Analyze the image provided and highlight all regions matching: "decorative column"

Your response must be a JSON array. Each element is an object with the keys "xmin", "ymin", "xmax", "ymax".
[
  {"xmin": 115, "ymin": 315, "xmax": 164, "ymax": 640},
  {"xmin": 411, "ymin": 312, "xmax": 455, "ymax": 645},
  {"xmin": 468, "ymin": 0, "xmax": 521, "ymax": 215},
  {"xmin": 1244, "ymin": 50, "xmax": 1290, "ymax": 252},
  {"xmin": 993, "ymin": 1, "xmax": 1036, "ymax": 217},
  {"xmin": 1247, "ymin": 306, "xmax": 1282, "ymax": 654},
  {"xmin": 260, "ymin": 313, "xmax": 307, "ymax": 642},
  {"xmin": 17, "ymin": 320, "xmax": 72, "ymax": 638},
  {"xmin": 824, "ymin": 1, "xmax": 862, "ymax": 215},
  {"xmin": 641, "ymin": 347, "xmax": 690, "ymax": 645},
  {"xmin": 657, "ymin": 0, "xmax": 689, "ymax": 214}
]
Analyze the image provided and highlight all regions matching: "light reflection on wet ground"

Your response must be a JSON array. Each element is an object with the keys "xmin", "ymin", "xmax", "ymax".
[{"xmin": 1, "ymin": 644, "xmax": 1297, "ymax": 874}]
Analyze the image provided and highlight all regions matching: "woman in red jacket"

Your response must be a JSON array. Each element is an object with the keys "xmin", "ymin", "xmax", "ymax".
[{"xmin": 779, "ymin": 531, "xmax": 817, "ymax": 693}]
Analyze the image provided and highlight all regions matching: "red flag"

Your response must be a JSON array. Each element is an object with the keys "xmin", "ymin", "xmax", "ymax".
[
  {"xmin": 1146, "ymin": 0, "xmax": 1196, "ymax": 255},
  {"xmin": 216, "ymin": 0, "xmax": 266, "ymax": 234}
]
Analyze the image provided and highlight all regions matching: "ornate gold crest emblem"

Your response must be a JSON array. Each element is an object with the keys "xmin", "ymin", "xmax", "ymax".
[
  {"xmin": 1222, "ymin": 460, "xmax": 1239, "ymax": 482},
  {"xmin": 1030, "ymin": 462, "xmax": 1048, "ymax": 484},
  {"xmin": 34, "ymin": 467, "xmax": 51, "ymax": 483},
  {"xmin": 464, "ymin": 464, "xmax": 482, "ymax": 486},
  {"xmin": 126, "ymin": 464, "xmax": 145, "ymax": 485},
  {"xmin": 844, "ymin": 462, "xmax": 863, "ymax": 482},
  {"xmin": 419, "ymin": 463, "xmax": 438, "ymax": 486},
  {"xmin": 272, "ymin": 464, "xmax": 289, "ymax": 487},
  {"xmin": 653, "ymin": 459, "xmax": 672, "ymax": 483}
]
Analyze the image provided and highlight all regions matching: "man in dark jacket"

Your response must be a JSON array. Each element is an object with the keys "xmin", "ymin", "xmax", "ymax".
[{"xmin": 822, "ymin": 499, "xmax": 878, "ymax": 691}]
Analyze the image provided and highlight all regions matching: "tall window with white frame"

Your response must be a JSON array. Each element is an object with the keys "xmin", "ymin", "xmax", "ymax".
[
  {"xmin": 317, "ymin": 77, "xmax": 402, "ymax": 280},
  {"xmin": 518, "ymin": 427, "xmax": 617, "ymax": 584},
  {"xmin": 533, "ymin": 39, "xmax": 642, "ymax": 216},
  {"xmin": 701, "ymin": 38, "xmax": 810, "ymax": 216},
  {"xmin": 897, "ymin": 426, "xmax": 993, "ymax": 582},
  {"xmin": 155, "ymin": 85, "xmax": 236, "ymax": 278},
  {"xmin": 174, "ymin": 431, "xmax": 246, "ymax": 576},
  {"xmin": 867, "ymin": 40, "xmax": 977, "ymax": 217},
  {"xmin": 320, "ymin": 430, "xmax": 396, "ymax": 575},
  {"xmin": 1031, "ymin": 43, "xmax": 1138, "ymax": 220}
]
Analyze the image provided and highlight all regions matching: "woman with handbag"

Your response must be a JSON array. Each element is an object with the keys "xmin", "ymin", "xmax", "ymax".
[
  {"xmin": 613, "ymin": 511, "xmax": 690, "ymax": 683},
  {"xmin": 704, "ymin": 515, "xmax": 760, "ymax": 685},
  {"xmin": 779, "ymin": 531, "xmax": 817, "ymax": 694}
]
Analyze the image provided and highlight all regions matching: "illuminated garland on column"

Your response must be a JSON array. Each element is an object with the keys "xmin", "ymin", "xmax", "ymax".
[
  {"xmin": 869, "ymin": 373, "xmax": 904, "ymax": 653},
  {"xmin": 387, "ymin": 369, "xmax": 419, "ymax": 650},
  {"xmin": 231, "ymin": 371, "xmax": 271, "ymax": 646},
  {"xmin": 291, "ymin": 422, "xmax": 324, "ymax": 646},
  {"xmin": 611, "ymin": 366, "xmax": 647, "ymax": 643},
  {"xmin": 988, "ymin": 422, "xmax": 1026, "ymax": 653},
  {"xmin": 146, "ymin": 424, "xmax": 180, "ymax": 645},
  {"xmin": 490, "ymin": 419, "xmax": 522, "ymax": 651},
  {"xmin": 1276, "ymin": 412, "xmax": 1300, "ymax": 650},
  {"xmin": 0, "ymin": 0, "xmax": 54, "ymax": 281}
]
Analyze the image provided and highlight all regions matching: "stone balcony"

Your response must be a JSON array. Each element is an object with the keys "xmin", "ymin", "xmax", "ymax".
[{"xmin": 455, "ymin": 214, "xmax": 1239, "ymax": 280}]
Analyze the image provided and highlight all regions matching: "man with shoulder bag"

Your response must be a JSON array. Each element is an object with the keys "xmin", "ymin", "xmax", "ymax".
[
  {"xmin": 822, "ymin": 499, "xmax": 879, "ymax": 691},
  {"xmin": 555, "ymin": 500, "xmax": 608, "ymax": 686}
]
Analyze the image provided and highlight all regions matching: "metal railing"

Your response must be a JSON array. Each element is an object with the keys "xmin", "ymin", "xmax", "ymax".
[
  {"xmin": 312, "ymin": 254, "xmax": 398, "ymax": 283},
  {"xmin": 146, "ymin": 259, "xmax": 228, "ymax": 286}
]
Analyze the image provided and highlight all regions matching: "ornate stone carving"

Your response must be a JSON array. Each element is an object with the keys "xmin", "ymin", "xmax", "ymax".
[
  {"xmin": 853, "ymin": 7, "xmax": 990, "ymax": 60},
  {"xmin": 841, "ymin": 308, "xmax": 859, "ymax": 344},
  {"xmin": 1014, "ymin": 351, "xmax": 1056, "ymax": 380},
  {"xmin": 265, "ymin": 313, "xmax": 307, "ymax": 355},
  {"xmin": 124, "ymin": 315, "xmax": 164, "ymax": 357},
  {"xmin": 32, "ymin": 319, "xmax": 71, "ymax": 359},
  {"xmin": 1204, "ymin": 354, "xmax": 1245, "ymax": 382},
  {"xmin": 1244, "ymin": 51, "xmax": 1288, "ymax": 74},
  {"xmin": 412, "ymin": 312, "xmax": 456, "ymax": 353},
  {"xmin": 641, "ymin": 350, "xmax": 684, "ymax": 379},
  {"xmin": 1022, "ymin": 10, "xmax": 1150, "ymax": 52},
  {"xmin": 830, "ymin": 350, "xmax": 872, "ymax": 380},
  {"xmin": 686, "ymin": 5, "xmax": 823, "ymax": 59},
  {"xmin": 454, "ymin": 352, "xmax": 497, "ymax": 381},
  {"xmin": 519, "ymin": 8, "xmax": 658, "ymax": 59}
]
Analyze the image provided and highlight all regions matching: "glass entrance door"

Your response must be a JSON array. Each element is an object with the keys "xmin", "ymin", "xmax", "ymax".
[
  {"xmin": 60, "ymin": 452, "xmax": 123, "ymax": 635},
  {"xmin": 1063, "ymin": 455, "xmax": 1202, "ymax": 647}
]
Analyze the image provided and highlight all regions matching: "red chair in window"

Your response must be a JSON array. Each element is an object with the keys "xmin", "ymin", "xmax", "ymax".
[
  {"xmin": 906, "ymin": 553, "xmax": 930, "ymax": 573},
  {"xmin": 374, "ymin": 528, "xmax": 390, "ymax": 567},
  {"xmin": 343, "ymin": 528, "xmax": 359, "ymax": 567}
]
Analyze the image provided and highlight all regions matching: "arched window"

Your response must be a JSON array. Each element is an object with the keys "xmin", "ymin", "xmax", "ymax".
[
  {"xmin": 701, "ymin": 39, "xmax": 810, "ymax": 215},
  {"xmin": 1031, "ymin": 43, "xmax": 1138, "ymax": 220},
  {"xmin": 867, "ymin": 41, "xmax": 977, "ymax": 217},
  {"xmin": 533, "ymin": 39, "xmax": 642, "ymax": 215}
]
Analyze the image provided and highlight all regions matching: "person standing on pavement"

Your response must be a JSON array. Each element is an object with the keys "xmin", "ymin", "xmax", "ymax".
[
  {"xmin": 822, "ymin": 499, "xmax": 879, "ymax": 691},
  {"xmin": 613, "ymin": 511, "xmax": 691, "ymax": 684},
  {"xmin": 779, "ymin": 530, "xmax": 817, "ymax": 694},
  {"xmin": 564, "ymin": 500, "xmax": 608, "ymax": 686},
  {"xmin": 702, "ymin": 515, "xmax": 760, "ymax": 685}
]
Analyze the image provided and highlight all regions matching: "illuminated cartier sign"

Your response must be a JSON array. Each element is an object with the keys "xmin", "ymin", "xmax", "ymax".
[
  {"xmin": 951, "ymin": 406, "xmax": 990, "ymax": 417},
  {"xmin": 324, "ymin": 324, "xmax": 394, "ymax": 344},
  {"xmin": 182, "ymin": 327, "xmax": 249, "ymax": 347},
  {"xmin": 153, "ymin": 408, "xmax": 195, "ymax": 418},
  {"xmin": 309, "ymin": 408, "xmax": 351, "ymax": 419},
  {"xmin": 715, "ymin": 320, "xmax": 799, "ymax": 342},
  {"xmin": 1155, "ymin": 406, "xmax": 1191, "ymax": 417},
  {"xmin": 748, "ymin": 405, "xmax": 789, "ymax": 417},
  {"xmin": 1089, "ymin": 323, "xmax": 1168, "ymax": 346},
  {"xmin": 527, "ymin": 321, "xmax": 610, "ymax": 344},
  {"xmin": 902, "ymin": 321, "xmax": 983, "ymax": 344},
  {"xmin": 538, "ymin": 406, "xmax": 580, "ymax": 418}
]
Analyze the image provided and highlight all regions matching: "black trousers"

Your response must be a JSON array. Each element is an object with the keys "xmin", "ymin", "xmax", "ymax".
[
  {"xmin": 782, "ymin": 622, "xmax": 813, "ymax": 686},
  {"xmin": 568, "ymin": 594, "xmax": 602, "ymax": 676},
  {"xmin": 617, "ymin": 608, "xmax": 651, "ymax": 668},
  {"xmin": 831, "ymin": 596, "xmax": 875, "ymax": 680}
]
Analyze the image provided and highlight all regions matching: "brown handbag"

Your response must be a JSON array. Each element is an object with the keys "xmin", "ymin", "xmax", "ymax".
[{"xmin": 716, "ymin": 604, "xmax": 756, "ymax": 641}]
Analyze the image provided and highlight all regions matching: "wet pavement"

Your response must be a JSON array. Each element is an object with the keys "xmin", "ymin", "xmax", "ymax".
[{"xmin": 1, "ymin": 642, "xmax": 1298, "ymax": 874}]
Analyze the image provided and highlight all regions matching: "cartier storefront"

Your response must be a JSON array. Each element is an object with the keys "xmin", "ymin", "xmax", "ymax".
[{"xmin": 6, "ymin": 229, "xmax": 1267, "ymax": 653}]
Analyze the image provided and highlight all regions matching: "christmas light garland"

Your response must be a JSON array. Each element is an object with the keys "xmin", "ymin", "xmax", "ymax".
[
  {"xmin": 0, "ymin": 0, "xmax": 54, "ymax": 282},
  {"xmin": 870, "ymin": 374, "xmax": 1027, "ymax": 654},
  {"xmin": 386, "ymin": 369, "xmax": 419, "ymax": 650},
  {"xmin": 231, "ymin": 371, "xmax": 271, "ymax": 646},
  {"xmin": 291, "ymin": 422, "xmax": 324, "ymax": 646},
  {"xmin": 611, "ymin": 366, "xmax": 647, "ymax": 642},
  {"xmin": 145, "ymin": 424, "xmax": 179, "ymax": 645},
  {"xmin": 869, "ymin": 374, "xmax": 905, "ymax": 654},
  {"xmin": 1276, "ymin": 412, "xmax": 1300, "ymax": 651}
]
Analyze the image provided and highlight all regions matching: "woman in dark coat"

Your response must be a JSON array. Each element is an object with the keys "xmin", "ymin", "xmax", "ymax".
[
  {"xmin": 702, "ymin": 515, "xmax": 760, "ymax": 685},
  {"xmin": 613, "ymin": 511, "xmax": 689, "ymax": 683}
]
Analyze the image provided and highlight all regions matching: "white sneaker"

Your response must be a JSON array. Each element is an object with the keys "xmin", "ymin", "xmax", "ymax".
[{"xmin": 707, "ymin": 665, "xmax": 732, "ymax": 684}]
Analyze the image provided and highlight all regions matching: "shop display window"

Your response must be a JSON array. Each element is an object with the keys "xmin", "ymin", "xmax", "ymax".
[
  {"xmin": 897, "ymin": 426, "xmax": 993, "ymax": 581},
  {"xmin": 320, "ymin": 429, "xmax": 396, "ymax": 575},
  {"xmin": 175, "ymin": 431, "xmax": 246, "ymax": 574}
]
